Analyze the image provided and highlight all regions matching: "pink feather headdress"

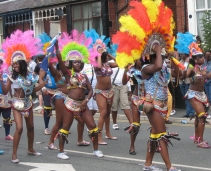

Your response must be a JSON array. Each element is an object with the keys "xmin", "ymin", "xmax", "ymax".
[
  {"xmin": 58, "ymin": 30, "xmax": 99, "ymax": 66},
  {"xmin": 2, "ymin": 30, "xmax": 42, "ymax": 66}
]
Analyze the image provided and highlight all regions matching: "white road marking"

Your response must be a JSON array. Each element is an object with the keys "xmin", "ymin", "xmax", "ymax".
[
  {"xmin": 64, "ymin": 149, "xmax": 211, "ymax": 171},
  {"xmin": 19, "ymin": 162, "xmax": 76, "ymax": 171}
]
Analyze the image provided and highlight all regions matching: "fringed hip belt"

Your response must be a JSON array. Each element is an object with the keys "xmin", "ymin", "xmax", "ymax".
[
  {"xmin": 50, "ymin": 91, "xmax": 67, "ymax": 108},
  {"xmin": 0, "ymin": 94, "xmax": 11, "ymax": 108},
  {"xmin": 64, "ymin": 96, "xmax": 85, "ymax": 116},
  {"xmin": 12, "ymin": 97, "xmax": 32, "ymax": 117},
  {"xmin": 93, "ymin": 88, "xmax": 114, "ymax": 104},
  {"xmin": 153, "ymin": 98, "xmax": 168, "ymax": 116},
  {"xmin": 184, "ymin": 89, "xmax": 209, "ymax": 107}
]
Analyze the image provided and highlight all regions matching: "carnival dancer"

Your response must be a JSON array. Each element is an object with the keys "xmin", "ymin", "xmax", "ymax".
[
  {"xmin": 203, "ymin": 50, "xmax": 211, "ymax": 119},
  {"xmin": 85, "ymin": 29, "xmax": 118, "ymax": 145},
  {"xmin": 122, "ymin": 59, "xmax": 143, "ymax": 155},
  {"xmin": 175, "ymin": 33, "xmax": 195, "ymax": 118},
  {"xmin": 38, "ymin": 33, "xmax": 90, "ymax": 149},
  {"xmin": 175, "ymin": 32, "xmax": 210, "ymax": 148},
  {"xmin": 56, "ymin": 30, "xmax": 103, "ymax": 159},
  {"xmin": 0, "ymin": 51, "xmax": 13, "ymax": 141},
  {"xmin": 0, "ymin": 30, "xmax": 47, "ymax": 163},
  {"xmin": 112, "ymin": 1, "xmax": 181, "ymax": 170},
  {"xmin": 184, "ymin": 43, "xmax": 210, "ymax": 148}
]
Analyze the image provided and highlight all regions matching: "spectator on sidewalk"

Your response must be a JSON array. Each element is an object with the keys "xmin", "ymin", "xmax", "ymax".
[
  {"xmin": 179, "ymin": 53, "xmax": 195, "ymax": 118},
  {"xmin": 203, "ymin": 50, "xmax": 211, "ymax": 119},
  {"xmin": 33, "ymin": 55, "xmax": 45, "ymax": 111},
  {"xmin": 111, "ymin": 65, "xmax": 133, "ymax": 130}
]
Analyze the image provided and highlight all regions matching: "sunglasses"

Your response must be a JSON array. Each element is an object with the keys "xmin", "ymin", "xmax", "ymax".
[{"xmin": 72, "ymin": 60, "xmax": 82, "ymax": 64}]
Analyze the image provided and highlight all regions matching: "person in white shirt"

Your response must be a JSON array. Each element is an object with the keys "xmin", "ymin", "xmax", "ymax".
[
  {"xmin": 27, "ymin": 58, "xmax": 36, "ymax": 73},
  {"xmin": 82, "ymin": 63, "xmax": 98, "ymax": 115},
  {"xmin": 111, "ymin": 65, "xmax": 133, "ymax": 130}
]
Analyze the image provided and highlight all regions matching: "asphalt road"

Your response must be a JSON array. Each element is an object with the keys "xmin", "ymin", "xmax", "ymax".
[{"xmin": 0, "ymin": 114, "xmax": 211, "ymax": 171}]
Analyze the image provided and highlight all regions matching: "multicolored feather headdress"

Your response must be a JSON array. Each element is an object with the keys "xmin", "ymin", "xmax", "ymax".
[
  {"xmin": 2, "ymin": 30, "xmax": 42, "ymax": 66},
  {"xmin": 58, "ymin": 30, "xmax": 98, "ymax": 65},
  {"xmin": 189, "ymin": 42, "xmax": 203, "ymax": 57},
  {"xmin": 174, "ymin": 32, "xmax": 196, "ymax": 55},
  {"xmin": 84, "ymin": 29, "xmax": 118, "ymax": 65},
  {"xmin": 112, "ymin": 0, "xmax": 175, "ymax": 68},
  {"xmin": 84, "ymin": 29, "xmax": 109, "ymax": 52}
]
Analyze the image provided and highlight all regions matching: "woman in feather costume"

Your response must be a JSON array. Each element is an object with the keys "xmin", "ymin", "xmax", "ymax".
[
  {"xmin": 84, "ymin": 29, "xmax": 118, "ymax": 145},
  {"xmin": 1, "ymin": 30, "xmax": 47, "ymax": 163},
  {"xmin": 112, "ymin": 0, "xmax": 181, "ymax": 170},
  {"xmin": 55, "ymin": 30, "xmax": 103, "ymax": 159}
]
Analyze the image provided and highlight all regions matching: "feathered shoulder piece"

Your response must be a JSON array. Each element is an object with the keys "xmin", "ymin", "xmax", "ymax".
[
  {"xmin": 112, "ymin": 0, "xmax": 175, "ymax": 68},
  {"xmin": 174, "ymin": 32, "xmax": 195, "ymax": 55},
  {"xmin": 58, "ymin": 29, "xmax": 98, "ymax": 66},
  {"xmin": 2, "ymin": 30, "xmax": 42, "ymax": 66}
]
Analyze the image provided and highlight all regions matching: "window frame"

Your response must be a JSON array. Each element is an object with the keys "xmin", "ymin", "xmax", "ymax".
[
  {"xmin": 72, "ymin": 1, "xmax": 102, "ymax": 34},
  {"xmin": 0, "ymin": 18, "xmax": 3, "ymax": 47}
]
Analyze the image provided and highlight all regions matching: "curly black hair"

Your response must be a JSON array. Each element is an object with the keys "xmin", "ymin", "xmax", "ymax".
[{"xmin": 12, "ymin": 60, "xmax": 28, "ymax": 79}]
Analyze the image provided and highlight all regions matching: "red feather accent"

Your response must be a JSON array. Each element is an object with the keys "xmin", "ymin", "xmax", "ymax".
[
  {"xmin": 128, "ymin": 1, "xmax": 151, "ymax": 32},
  {"xmin": 112, "ymin": 32, "xmax": 141, "ymax": 55}
]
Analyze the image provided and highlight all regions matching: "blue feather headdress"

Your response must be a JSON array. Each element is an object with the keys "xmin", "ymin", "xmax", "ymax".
[
  {"xmin": 174, "ymin": 32, "xmax": 196, "ymax": 54},
  {"xmin": 84, "ymin": 29, "xmax": 118, "ymax": 57}
]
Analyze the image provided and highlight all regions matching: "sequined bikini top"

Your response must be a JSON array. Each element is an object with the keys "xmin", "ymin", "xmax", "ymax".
[
  {"xmin": 67, "ymin": 73, "xmax": 86, "ymax": 89},
  {"xmin": 8, "ymin": 72, "xmax": 38, "ymax": 98},
  {"xmin": 95, "ymin": 62, "xmax": 113, "ymax": 77},
  {"xmin": 55, "ymin": 72, "xmax": 66, "ymax": 86},
  {"xmin": 190, "ymin": 65, "xmax": 204, "ymax": 83}
]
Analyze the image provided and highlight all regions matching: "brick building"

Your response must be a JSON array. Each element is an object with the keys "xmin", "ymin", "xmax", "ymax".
[
  {"xmin": 108, "ymin": 0, "xmax": 188, "ymax": 36},
  {"xmin": 0, "ymin": 0, "xmax": 189, "ymax": 46}
]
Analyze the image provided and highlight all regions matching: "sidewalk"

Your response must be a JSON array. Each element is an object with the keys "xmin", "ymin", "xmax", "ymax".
[{"xmin": 32, "ymin": 104, "xmax": 197, "ymax": 124}]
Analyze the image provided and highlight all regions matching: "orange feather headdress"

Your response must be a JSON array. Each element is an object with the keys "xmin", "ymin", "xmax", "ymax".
[
  {"xmin": 2, "ymin": 30, "xmax": 42, "ymax": 66},
  {"xmin": 112, "ymin": 0, "xmax": 175, "ymax": 68}
]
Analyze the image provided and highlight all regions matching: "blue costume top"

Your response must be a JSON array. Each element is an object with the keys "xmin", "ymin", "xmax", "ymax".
[
  {"xmin": 0, "ymin": 72, "xmax": 8, "ymax": 94},
  {"xmin": 16, "ymin": 72, "xmax": 39, "ymax": 98},
  {"xmin": 45, "ymin": 70, "xmax": 57, "ymax": 89},
  {"xmin": 142, "ymin": 65, "xmax": 170, "ymax": 100}
]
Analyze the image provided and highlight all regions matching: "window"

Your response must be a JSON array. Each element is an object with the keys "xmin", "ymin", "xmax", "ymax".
[
  {"xmin": 50, "ymin": 21, "xmax": 61, "ymax": 37},
  {"xmin": 0, "ymin": 18, "xmax": 3, "ymax": 47},
  {"xmin": 195, "ymin": 0, "xmax": 211, "ymax": 39},
  {"xmin": 72, "ymin": 2, "xmax": 102, "ymax": 34}
]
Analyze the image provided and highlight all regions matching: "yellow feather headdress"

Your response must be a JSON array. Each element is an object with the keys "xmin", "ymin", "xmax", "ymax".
[{"xmin": 112, "ymin": 0, "xmax": 175, "ymax": 68}]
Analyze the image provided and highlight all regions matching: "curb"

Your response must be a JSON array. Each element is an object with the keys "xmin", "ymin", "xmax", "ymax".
[{"xmin": 33, "ymin": 110, "xmax": 194, "ymax": 125}]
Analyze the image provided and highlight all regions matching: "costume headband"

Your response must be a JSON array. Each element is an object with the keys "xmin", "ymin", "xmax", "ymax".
[{"xmin": 189, "ymin": 42, "xmax": 203, "ymax": 57}]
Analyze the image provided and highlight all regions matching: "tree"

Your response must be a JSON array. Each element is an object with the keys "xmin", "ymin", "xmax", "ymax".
[{"xmin": 201, "ymin": 11, "xmax": 211, "ymax": 51}]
